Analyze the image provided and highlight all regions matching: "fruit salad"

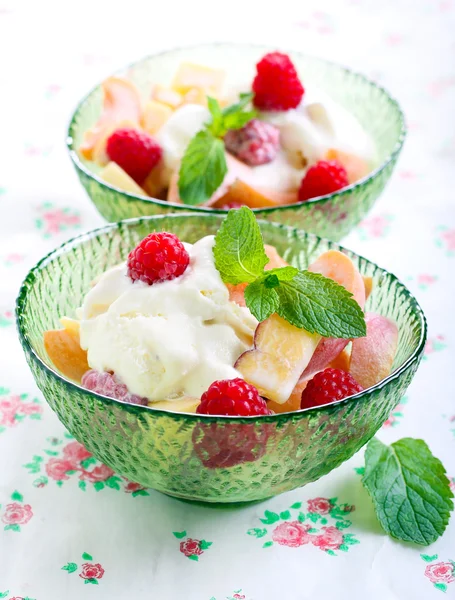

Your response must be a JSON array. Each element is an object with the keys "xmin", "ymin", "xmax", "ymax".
[
  {"xmin": 78, "ymin": 52, "xmax": 377, "ymax": 209},
  {"xmin": 44, "ymin": 209, "xmax": 398, "ymax": 416}
]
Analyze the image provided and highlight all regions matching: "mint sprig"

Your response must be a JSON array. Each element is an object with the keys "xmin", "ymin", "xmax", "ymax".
[
  {"xmin": 362, "ymin": 437, "xmax": 454, "ymax": 545},
  {"xmin": 178, "ymin": 94, "xmax": 257, "ymax": 205},
  {"xmin": 213, "ymin": 207, "xmax": 366, "ymax": 339}
]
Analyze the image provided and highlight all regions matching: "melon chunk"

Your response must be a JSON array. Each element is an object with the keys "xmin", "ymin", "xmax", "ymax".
[
  {"xmin": 172, "ymin": 62, "xmax": 225, "ymax": 96},
  {"xmin": 150, "ymin": 396, "xmax": 200, "ymax": 413},
  {"xmin": 142, "ymin": 161, "xmax": 168, "ymax": 198},
  {"xmin": 363, "ymin": 276, "xmax": 373, "ymax": 301},
  {"xmin": 100, "ymin": 162, "xmax": 148, "ymax": 196},
  {"xmin": 44, "ymin": 327, "xmax": 89, "ymax": 383},
  {"xmin": 213, "ymin": 179, "xmax": 297, "ymax": 209},
  {"xmin": 79, "ymin": 77, "xmax": 142, "ymax": 161},
  {"xmin": 350, "ymin": 313, "xmax": 398, "ymax": 388},
  {"xmin": 143, "ymin": 100, "xmax": 173, "ymax": 135},
  {"xmin": 267, "ymin": 379, "xmax": 307, "ymax": 414},
  {"xmin": 181, "ymin": 87, "xmax": 208, "ymax": 106},
  {"xmin": 326, "ymin": 148, "xmax": 370, "ymax": 184},
  {"xmin": 235, "ymin": 314, "xmax": 320, "ymax": 404}
]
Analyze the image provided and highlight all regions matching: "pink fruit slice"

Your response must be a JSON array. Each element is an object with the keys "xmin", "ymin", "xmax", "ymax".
[
  {"xmin": 79, "ymin": 77, "xmax": 142, "ymax": 161},
  {"xmin": 235, "ymin": 314, "xmax": 320, "ymax": 404},
  {"xmin": 349, "ymin": 313, "xmax": 398, "ymax": 388}
]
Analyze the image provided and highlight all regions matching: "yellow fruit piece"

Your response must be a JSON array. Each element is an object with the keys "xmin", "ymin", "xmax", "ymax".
[
  {"xmin": 44, "ymin": 327, "xmax": 89, "ymax": 383},
  {"xmin": 152, "ymin": 85, "xmax": 182, "ymax": 109},
  {"xmin": 142, "ymin": 162, "xmax": 168, "ymax": 198},
  {"xmin": 172, "ymin": 62, "xmax": 225, "ymax": 96},
  {"xmin": 149, "ymin": 396, "xmax": 200, "ymax": 413},
  {"xmin": 60, "ymin": 316, "xmax": 80, "ymax": 337},
  {"xmin": 329, "ymin": 345, "xmax": 351, "ymax": 372},
  {"xmin": 181, "ymin": 87, "xmax": 208, "ymax": 106},
  {"xmin": 100, "ymin": 162, "xmax": 148, "ymax": 196},
  {"xmin": 143, "ymin": 100, "xmax": 173, "ymax": 135},
  {"xmin": 363, "ymin": 276, "xmax": 373, "ymax": 300}
]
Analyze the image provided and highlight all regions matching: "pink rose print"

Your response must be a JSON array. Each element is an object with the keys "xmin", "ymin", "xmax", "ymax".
[
  {"xmin": 424, "ymin": 335, "xmax": 447, "ymax": 357},
  {"xmin": 124, "ymin": 481, "xmax": 145, "ymax": 494},
  {"xmin": 307, "ymin": 497, "xmax": 333, "ymax": 515},
  {"xmin": 180, "ymin": 538, "xmax": 203, "ymax": 557},
  {"xmin": 312, "ymin": 526, "xmax": 344, "ymax": 551},
  {"xmin": 81, "ymin": 464, "xmax": 115, "ymax": 483},
  {"xmin": 358, "ymin": 214, "xmax": 393, "ymax": 239},
  {"xmin": 0, "ymin": 393, "xmax": 42, "ymax": 431},
  {"xmin": 417, "ymin": 274, "xmax": 437, "ymax": 288},
  {"xmin": 272, "ymin": 521, "xmax": 312, "ymax": 548},
  {"xmin": 80, "ymin": 563, "xmax": 105, "ymax": 581},
  {"xmin": 425, "ymin": 562, "xmax": 455, "ymax": 584},
  {"xmin": 62, "ymin": 441, "xmax": 91, "ymax": 465},
  {"xmin": 35, "ymin": 203, "xmax": 81, "ymax": 238},
  {"xmin": 45, "ymin": 458, "xmax": 74, "ymax": 481},
  {"xmin": 2, "ymin": 502, "xmax": 33, "ymax": 526}
]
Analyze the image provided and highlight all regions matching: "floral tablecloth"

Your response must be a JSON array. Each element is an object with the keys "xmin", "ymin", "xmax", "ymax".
[{"xmin": 1, "ymin": 0, "xmax": 454, "ymax": 598}]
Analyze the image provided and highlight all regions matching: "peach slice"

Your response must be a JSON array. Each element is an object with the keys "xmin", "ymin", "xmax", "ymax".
[
  {"xmin": 300, "ymin": 338, "xmax": 349, "ymax": 381},
  {"xmin": 235, "ymin": 314, "xmax": 320, "ymax": 404},
  {"xmin": 213, "ymin": 179, "xmax": 298, "ymax": 209},
  {"xmin": 308, "ymin": 250, "xmax": 366, "ymax": 309},
  {"xmin": 150, "ymin": 396, "xmax": 200, "ymax": 413},
  {"xmin": 79, "ymin": 77, "xmax": 142, "ymax": 161},
  {"xmin": 349, "ymin": 313, "xmax": 398, "ymax": 388},
  {"xmin": 326, "ymin": 148, "xmax": 370, "ymax": 184},
  {"xmin": 227, "ymin": 244, "xmax": 288, "ymax": 307},
  {"xmin": 363, "ymin": 276, "xmax": 373, "ymax": 301},
  {"xmin": 328, "ymin": 345, "xmax": 351, "ymax": 372},
  {"xmin": 142, "ymin": 161, "xmax": 168, "ymax": 198},
  {"xmin": 172, "ymin": 62, "xmax": 225, "ymax": 97},
  {"xmin": 100, "ymin": 162, "xmax": 148, "ymax": 196},
  {"xmin": 267, "ymin": 379, "xmax": 307, "ymax": 414},
  {"xmin": 44, "ymin": 326, "xmax": 89, "ymax": 383}
]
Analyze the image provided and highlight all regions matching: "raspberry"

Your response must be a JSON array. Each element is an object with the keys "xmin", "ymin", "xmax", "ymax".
[
  {"xmin": 81, "ymin": 370, "xmax": 148, "ymax": 406},
  {"xmin": 106, "ymin": 127, "xmax": 162, "ymax": 184},
  {"xmin": 298, "ymin": 160, "xmax": 349, "ymax": 201},
  {"xmin": 192, "ymin": 421, "xmax": 272, "ymax": 469},
  {"xmin": 197, "ymin": 378, "xmax": 271, "ymax": 416},
  {"xmin": 224, "ymin": 119, "xmax": 280, "ymax": 166},
  {"xmin": 252, "ymin": 52, "xmax": 304, "ymax": 111},
  {"xmin": 300, "ymin": 368, "xmax": 363, "ymax": 409},
  {"xmin": 127, "ymin": 232, "xmax": 189, "ymax": 285}
]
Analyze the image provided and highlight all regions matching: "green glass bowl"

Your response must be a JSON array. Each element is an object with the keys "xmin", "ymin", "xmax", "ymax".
[
  {"xmin": 17, "ymin": 215, "xmax": 425, "ymax": 503},
  {"xmin": 67, "ymin": 43, "xmax": 406, "ymax": 241}
]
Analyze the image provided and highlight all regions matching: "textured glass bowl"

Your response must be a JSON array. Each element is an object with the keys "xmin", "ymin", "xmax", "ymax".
[
  {"xmin": 17, "ymin": 215, "xmax": 425, "ymax": 503},
  {"xmin": 67, "ymin": 43, "xmax": 406, "ymax": 241}
]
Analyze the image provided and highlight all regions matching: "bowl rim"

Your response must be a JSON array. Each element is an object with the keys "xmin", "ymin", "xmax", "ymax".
[
  {"xmin": 16, "ymin": 213, "xmax": 427, "ymax": 423},
  {"xmin": 66, "ymin": 42, "xmax": 407, "ymax": 214}
]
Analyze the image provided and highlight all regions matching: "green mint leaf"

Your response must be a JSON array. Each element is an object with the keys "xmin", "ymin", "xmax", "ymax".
[
  {"xmin": 362, "ymin": 437, "xmax": 454, "ymax": 545},
  {"xmin": 213, "ymin": 206, "xmax": 269, "ymax": 284},
  {"xmin": 178, "ymin": 130, "xmax": 227, "ymax": 205},
  {"xmin": 206, "ymin": 96, "xmax": 223, "ymax": 137},
  {"xmin": 274, "ymin": 271, "xmax": 366, "ymax": 338},
  {"xmin": 222, "ymin": 92, "xmax": 254, "ymax": 117},
  {"xmin": 244, "ymin": 280, "xmax": 278, "ymax": 322}
]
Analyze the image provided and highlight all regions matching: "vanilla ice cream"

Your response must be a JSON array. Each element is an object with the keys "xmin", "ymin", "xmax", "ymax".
[{"xmin": 77, "ymin": 236, "xmax": 257, "ymax": 402}]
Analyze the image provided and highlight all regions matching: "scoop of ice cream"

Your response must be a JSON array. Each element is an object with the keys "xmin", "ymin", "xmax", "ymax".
[{"xmin": 78, "ymin": 236, "xmax": 257, "ymax": 401}]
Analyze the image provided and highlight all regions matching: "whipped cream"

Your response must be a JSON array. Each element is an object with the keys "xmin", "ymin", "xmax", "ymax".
[{"xmin": 78, "ymin": 236, "xmax": 256, "ymax": 402}]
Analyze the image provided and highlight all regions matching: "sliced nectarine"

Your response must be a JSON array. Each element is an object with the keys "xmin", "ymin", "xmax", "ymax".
[
  {"xmin": 326, "ymin": 148, "xmax": 370, "ymax": 184},
  {"xmin": 350, "ymin": 313, "xmax": 398, "ymax": 388},
  {"xmin": 235, "ymin": 314, "xmax": 320, "ymax": 404},
  {"xmin": 44, "ymin": 326, "xmax": 89, "ymax": 383},
  {"xmin": 79, "ymin": 77, "xmax": 142, "ymax": 161},
  {"xmin": 328, "ymin": 345, "xmax": 351, "ymax": 371}
]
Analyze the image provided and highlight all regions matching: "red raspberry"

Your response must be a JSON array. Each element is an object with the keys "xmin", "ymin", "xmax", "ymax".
[
  {"xmin": 106, "ymin": 127, "xmax": 162, "ymax": 184},
  {"xmin": 192, "ymin": 421, "xmax": 272, "ymax": 468},
  {"xmin": 300, "ymin": 368, "xmax": 363, "ymax": 409},
  {"xmin": 252, "ymin": 52, "xmax": 304, "ymax": 111},
  {"xmin": 197, "ymin": 378, "xmax": 271, "ymax": 416},
  {"xmin": 127, "ymin": 232, "xmax": 189, "ymax": 285},
  {"xmin": 298, "ymin": 160, "xmax": 349, "ymax": 201},
  {"xmin": 81, "ymin": 370, "xmax": 148, "ymax": 406},
  {"xmin": 224, "ymin": 119, "xmax": 280, "ymax": 166}
]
